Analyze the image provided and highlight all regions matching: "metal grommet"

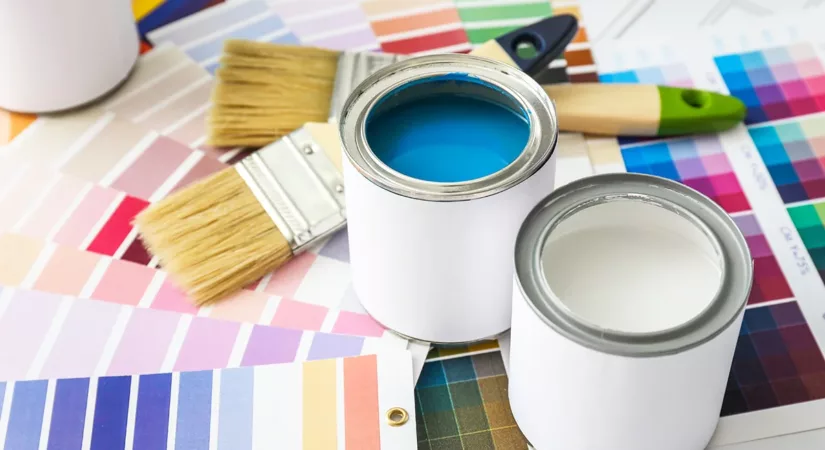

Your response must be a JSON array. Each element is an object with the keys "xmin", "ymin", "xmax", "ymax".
[{"xmin": 386, "ymin": 407, "xmax": 409, "ymax": 426}]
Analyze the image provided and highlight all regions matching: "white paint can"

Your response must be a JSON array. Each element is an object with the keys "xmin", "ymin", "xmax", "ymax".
[
  {"xmin": 339, "ymin": 54, "xmax": 559, "ymax": 344},
  {"xmin": 509, "ymin": 173, "xmax": 753, "ymax": 450},
  {"xmin": 0, "ymin": 0, "xmax": 140, "ymax": 113}
]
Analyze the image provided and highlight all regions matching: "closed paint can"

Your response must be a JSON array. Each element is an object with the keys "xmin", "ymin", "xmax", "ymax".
[
  {"xmin": 339, "ymin": 54, "xmax": 558, "ymax": 344},
  {"xmin": 0, "ymin": 0, "xmax": 139, "ymax": 113},
  {"xmin": 509, "ymin": 173, "xmax": 753, "ymax": 450}
]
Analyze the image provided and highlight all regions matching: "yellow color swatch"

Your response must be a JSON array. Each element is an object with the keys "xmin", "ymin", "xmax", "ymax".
[
  {"xmin": 302, "ymin": 358, "xmax": 338, "ymax": 449},
  {"xmin": 133, "ymin": 0, "xmax": 165, "ymax": 20}
]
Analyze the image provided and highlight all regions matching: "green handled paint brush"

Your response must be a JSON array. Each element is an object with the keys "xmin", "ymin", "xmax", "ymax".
[{"xmin": 543, "ymin": 83, "xmax": 747, "ymax": 137}]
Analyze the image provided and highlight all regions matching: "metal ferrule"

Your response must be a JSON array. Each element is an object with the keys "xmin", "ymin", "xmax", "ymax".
[
  {"xmin": 235, "ymin": 126, "xmax": 347, "ymax": 254},
  {"xmin": 328, "ymin": 51, "xmax": 410, "ymax": 124},
  {"xmin": 338, "ymin": 54, "xmax": 558, "ymax": 203},
  {"xmin": 514, "ymin": 173, "xmax": 753, "ymax": 358}
]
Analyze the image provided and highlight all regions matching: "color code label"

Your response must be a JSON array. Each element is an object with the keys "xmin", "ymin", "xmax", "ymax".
[
  {"xmin": 749, "ymin": 115, "xmax": 825, "ymax": 204},
  {"xmin": 715, "ymin": 43, "xmax": 825, "ymax": 124},
  {"xmin": 786, "ymin": 200, "xmax": 825, "ymax": 284},
  {"xmin": 0, "ymin": 353, "xmax": 416, "ymax": 449},
  {"xmin": 722, "ymin": 301, "xmax": 825, "ymax": 416},
  {"xmin": 620, "ymin": 136, "xmax": 752, "ymax": 213},
  {"xmin": 732, "ymin": 214, "xmax": 794, "ymax": 305}
]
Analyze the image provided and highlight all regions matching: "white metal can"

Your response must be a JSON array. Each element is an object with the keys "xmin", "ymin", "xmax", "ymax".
[
  {"xmin": 509, "ymin": 173, "xmax": 753, "ymax": 450},
  {"xmin": 339, "ymin": 54, "xmax": 559, "ymax": 344}
]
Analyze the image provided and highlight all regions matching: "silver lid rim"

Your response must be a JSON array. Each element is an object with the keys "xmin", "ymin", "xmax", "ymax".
[
  {"xmin": 338, "ymin": 54, "xmax": 559, "ymax": 202},
  {"xmin": 514, "ymin": 173, "xmax": 754, "ymax": 358}
]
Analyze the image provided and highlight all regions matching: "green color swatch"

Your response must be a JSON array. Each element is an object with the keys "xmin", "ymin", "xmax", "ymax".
[{"xmin": 787, "ymin": 202, "xmax": 825, "ymax": 275}]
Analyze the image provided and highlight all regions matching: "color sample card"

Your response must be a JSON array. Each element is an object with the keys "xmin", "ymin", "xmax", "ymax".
[
  {"xmin": 722, "ymin": 301, "xmax": 825, "ymax": 416},
  {"xmin": 733, "ymin": 214, "xmax": 794, "ymax": 305},
  {"xmin": 620, "ymin": 136, "xmax": 752, "ymax": 213},
  {"xmin": 0, "ymin": 352, "xmax": 417, "ymax": 450},
  {"xmin": 453, "ymin": 0, "xmax": 552, "ymax": 45},
  {"xmin": 361, "ymin": 0, "xmax": 471, "ymax": 54},
  {"xmin": 269, "ymin": 0, "xmax": 380, "ymax": 51},
  {"xmin": 0, "ymin": 286, "xmax": 400, "ymax": 381},
  {"xmin": 415, "ymin": 351, "xmax": 527, "ymax": 449},
  {"xmin": 715, "ymin": 43, "xmax": 825, "ymax": 124},
  {"xmin": 136, "ymin": 0, "xmax": 224, "ymax": 37},
  {"xmin": 0, "ymin": 111, "xmax": 35, "ymax": 146},
  {"xmin": 787, "ymin": 200, "xmax": 825, "ymax": 284},
  {"xmin": 599, "ymin": 62, "xmax": 694, "ymax": 87},
  {"xmin": 0, "ymin": 232, "xmax": 390, "ymax": 340},
  {"xmin": 748, "ymin": 115, "xmax": 825, "ymax": 204},
  {"xmin": 146, "ymin": 0, "xmax": 299, "ymax": 73}
]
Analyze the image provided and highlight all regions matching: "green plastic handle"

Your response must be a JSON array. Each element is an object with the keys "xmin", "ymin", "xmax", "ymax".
[{"xmin": 657, "ymin": 86, "xmax": 747, "ymax": 136}]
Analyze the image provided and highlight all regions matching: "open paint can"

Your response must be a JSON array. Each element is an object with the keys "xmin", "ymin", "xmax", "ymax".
[
  {"xmin": 509, "ymin": 173, "xmax": 752, "ymax": 450},
  {"xmin": 339, "ymin": 54, "xmax": 558, "ymax": 344}
]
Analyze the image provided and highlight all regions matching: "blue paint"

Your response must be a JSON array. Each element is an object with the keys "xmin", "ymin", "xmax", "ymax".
[{"xmin": 365, "ymin": 74, "xmax": 530, "ymax": 183}]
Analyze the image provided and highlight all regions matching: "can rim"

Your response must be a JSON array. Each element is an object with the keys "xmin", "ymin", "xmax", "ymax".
[
  {"xmin": 339, "ymin": 54, "xmax": 558, "ymax": 202},
  {"xmin": 514, "ymin": 173, "xmax": 753, "ymax": 357}
]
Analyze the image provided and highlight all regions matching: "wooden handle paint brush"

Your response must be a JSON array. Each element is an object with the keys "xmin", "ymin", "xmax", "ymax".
[
  {"xmin": 207, "ymin": 15, "xmax": 579, "ymax": 148},
  {"xmin": 543, "ymin": 83, "xmax": 747, "ymax": 137}
]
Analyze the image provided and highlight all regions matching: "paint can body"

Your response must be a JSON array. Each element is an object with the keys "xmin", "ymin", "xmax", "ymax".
[
  {"xmin": 508, "ymin": 173, "xmax": 752, "ymax": 450},
  {"xmin": 0, "ymin": 0, "xmax": 139, "ymax": 113},
  {"xmin": 339, "ymin": 54, "xmax": 559, "ymax": 344}
]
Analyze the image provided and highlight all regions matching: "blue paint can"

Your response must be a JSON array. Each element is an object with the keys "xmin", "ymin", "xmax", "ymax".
[{"xmin": 339, "ymin": 54, "xmax": 559, "ymax": 344}]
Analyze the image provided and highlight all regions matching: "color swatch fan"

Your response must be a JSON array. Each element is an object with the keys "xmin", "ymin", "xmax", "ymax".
[{"xmin": 0, "ymin": 352, "xmax": 416, "ymax": 449}]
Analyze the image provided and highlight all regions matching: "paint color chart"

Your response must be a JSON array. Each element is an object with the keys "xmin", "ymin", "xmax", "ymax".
[
  {"xmin": 0, "ymin": 286, "xmax": 398, "ymax": 381},
  {"xmin": 269, "ymin": 0, "xmax": 379, "ymax": 51},
  {"xmin": 0, "ymin": 353, "xmax": 417, "ymax": 450},
  {"xmin": 620, "ymin": 136, "xmax": 752, "ymax": 213},
  {"xmin": 714, "ymin": 43, "xmax": 825, "ymax": 125},
  {"xmin": 585, "ymin": 20, "xmax": 825, "ymax": 445},
  {"xmin": 787, "ymin": 200, "xmax": 825, "ymax": 284},
  {"xmin": 146, "ymin": 0, "xmax": 299, "ymax": 73},
  {"xmin": 416, "ymin": 351, "xmax": 526, "ymax": 449},
  {"xmin": 454, "ymin": 0, "xmax": 553, "ymax": 45},
  {"xmin": 748, "ymin": 115, "xmax": 825, "ymax": 204},
  {"xmin": 722, "ymin": 301, "xmax": 825, "ymax": 416},
  {"xmin": 0, "ymin": 232, "xmax": 389, "ymax": 339},
  {"xmin": 599, "ymin": 62, "xmax": 694, "ymax": 87},
  {"xmin": 360, "ymin": 0, "xmax": 470, "ymax": 54},
  {"xmin": 733, "ymin": 214, "xmax": 794, "ymax": 305}
]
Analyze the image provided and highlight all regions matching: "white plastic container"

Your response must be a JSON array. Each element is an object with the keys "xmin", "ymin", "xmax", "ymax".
[
  {"xmin": 0, "ymin": 0, "xmax": 140, "ymax": 113},
  {"xmin": 339, "ymin": 54, "xmax": 559, "ymax": 344},
  {"xmin": 509, "ymin": 173, "xmax": 753, "ymax": 450}
]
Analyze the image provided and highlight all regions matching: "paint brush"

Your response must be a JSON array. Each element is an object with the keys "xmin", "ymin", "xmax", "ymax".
[
  {"xmin": 544, "ymin": 82, "xmax": 747, "ymax": 137},
  {"xmin": 206, "ymin": 14, "xmax": 579, "ymax": 147},
  {"xmin": 135, "ymin": 122, "xmax": 344, "ymax": 306}
]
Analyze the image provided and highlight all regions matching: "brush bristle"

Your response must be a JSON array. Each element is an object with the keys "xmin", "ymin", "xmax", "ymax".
[
  {"xmin": 135, "ymin": 168, "xmax": 293, "ymax": 306},
  {"xmin": 207, "ymin": 40, "xmax": 341, "ymax": 148}
]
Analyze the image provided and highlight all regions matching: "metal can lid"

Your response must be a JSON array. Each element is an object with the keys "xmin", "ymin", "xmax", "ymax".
[
  {"xmin": 514, "ymin": 173, "xmax": 753, "ymax": 357},
  {"xmin": 339, "ymin": 54, "xmax": 558, "ymax": 202}
]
